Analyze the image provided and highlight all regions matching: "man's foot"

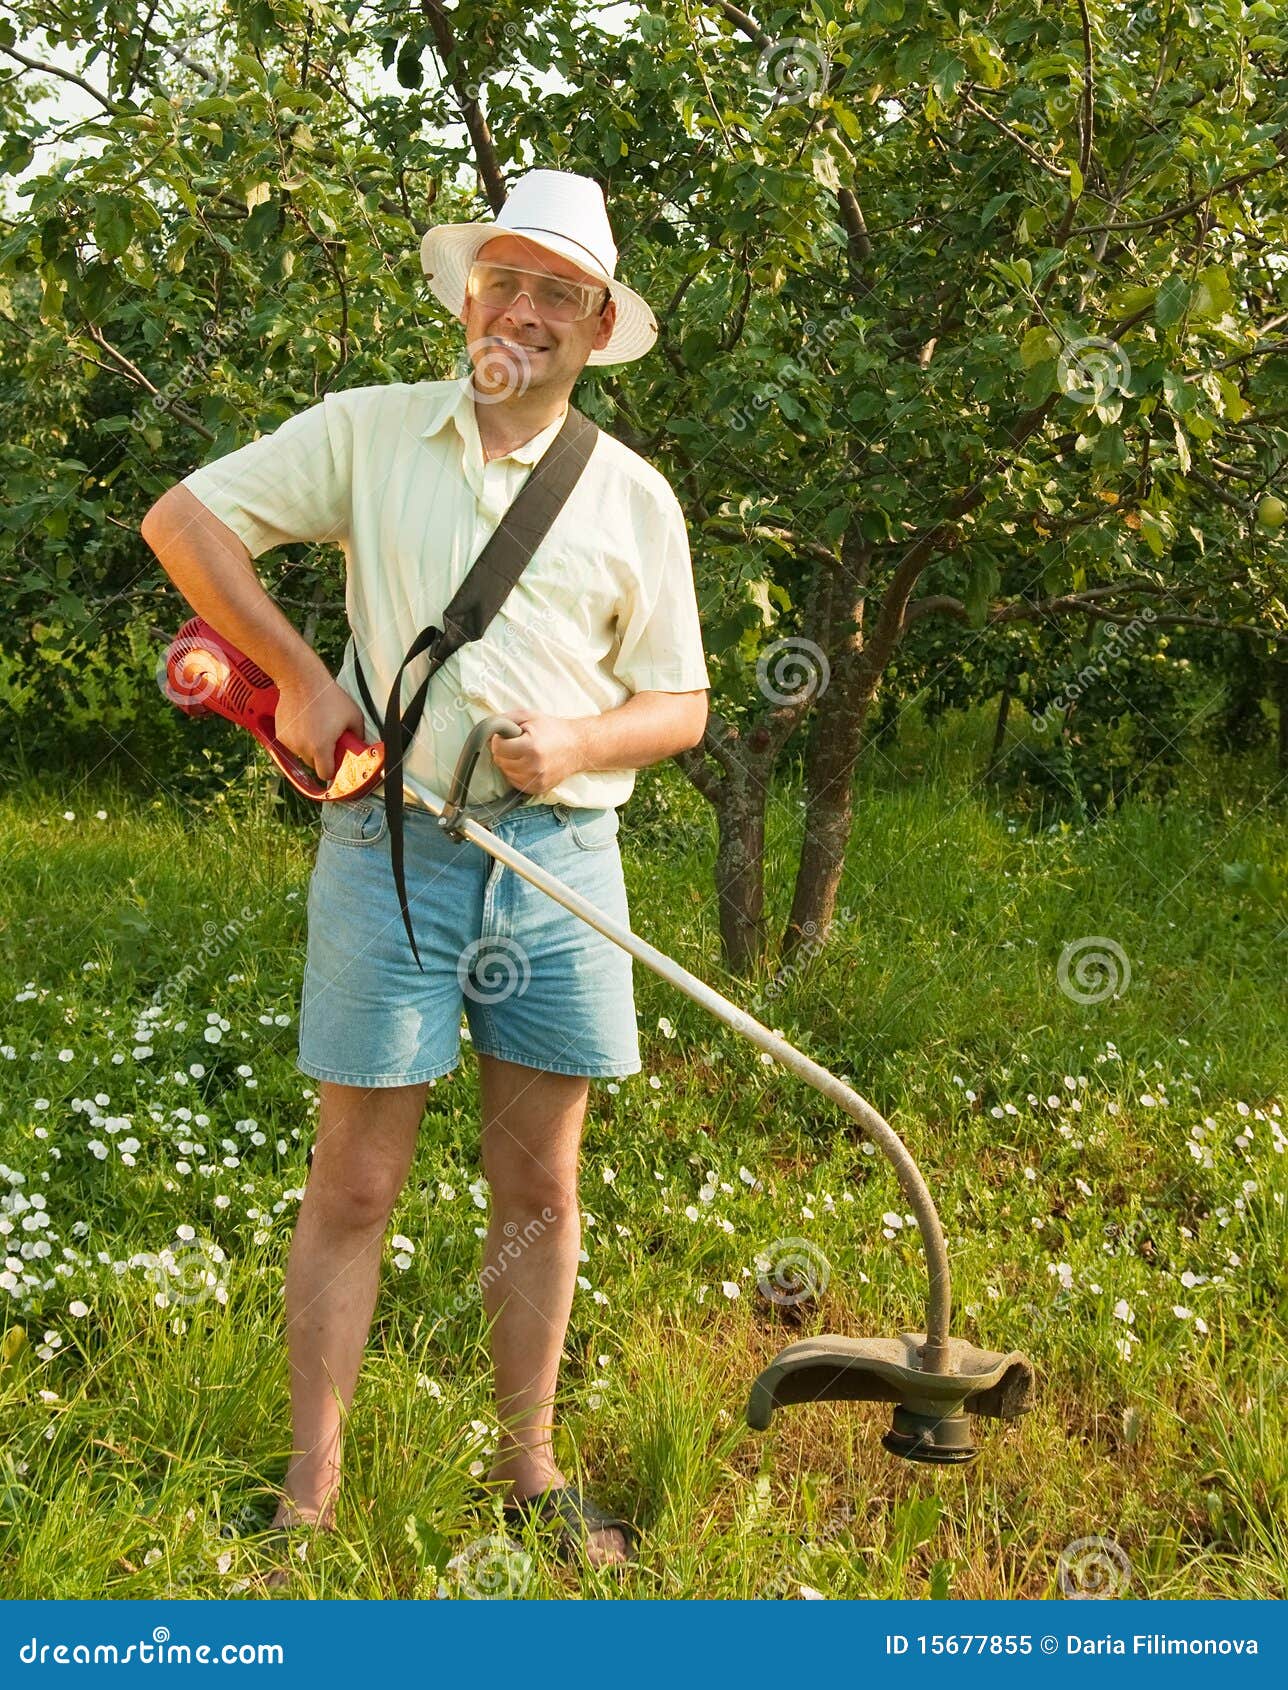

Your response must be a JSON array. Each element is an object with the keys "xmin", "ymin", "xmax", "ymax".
[
  {"xmin": 260, "ymin": 1500, "xmax": 335, "ymax": 1592},
  {"xmin": 483, "ymin": 1466, "xmax": 636, "ymax": 1569}
]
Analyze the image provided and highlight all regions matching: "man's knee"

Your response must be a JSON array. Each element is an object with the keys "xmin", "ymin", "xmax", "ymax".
[
  {"xmin": 489, "ymin": 1176, "xmax": 577, "ymax": 1230},
  {"xmin": 304, "ymin": 1083, "xmax": 424, "ymax": 1231},
  {"xmin": 308, "ymin": 1166, "xmax": 406, "ymax": 1233}
]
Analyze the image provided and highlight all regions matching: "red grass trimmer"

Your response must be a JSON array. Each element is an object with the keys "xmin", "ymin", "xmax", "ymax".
[{"xmin": 162, "ymin": 616, "xmax": 386, "ymax": 801}]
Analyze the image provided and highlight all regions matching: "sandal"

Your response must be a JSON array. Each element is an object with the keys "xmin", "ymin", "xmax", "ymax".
[{"xmin": 501, "ymin": 1483, "xmax": 639, "ymax": 1567}]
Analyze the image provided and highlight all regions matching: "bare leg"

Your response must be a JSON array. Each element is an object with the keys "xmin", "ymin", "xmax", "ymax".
[
  {"xmin": 272, "ymin": 1079, "xmax": 427, "ymax": 1531},
  {"xmin": 477, "ymin": 1053, "xmax": 629, "ymax": 1567}
]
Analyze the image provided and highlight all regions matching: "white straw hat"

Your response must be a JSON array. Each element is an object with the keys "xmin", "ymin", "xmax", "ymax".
[{"xmin": 419, "ymin": 169, "xmax": 658, "ymax": 366}]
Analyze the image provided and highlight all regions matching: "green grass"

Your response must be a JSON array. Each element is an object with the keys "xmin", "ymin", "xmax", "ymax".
[{"xmin": 0, "ymin": 709, "xmax": 1284, "ymax": 1599}]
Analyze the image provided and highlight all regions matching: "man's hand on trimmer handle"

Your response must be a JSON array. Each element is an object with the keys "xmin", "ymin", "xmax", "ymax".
[
  {"xmin": 489, "ymin": 707, "xmax": 587, "ymax": 795},
  {"xmin": 276, "ymin": 663, "xmax": 367, "ymax": 783}
]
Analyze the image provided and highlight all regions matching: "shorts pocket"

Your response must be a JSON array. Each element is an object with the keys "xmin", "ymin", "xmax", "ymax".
[
  {"xmin": 567, "ymin": 806, "xmax": 620, "ymax": 852},
  {"xmin": 320, "ymin": 794, "xmax": 388, "ymax": 847}
]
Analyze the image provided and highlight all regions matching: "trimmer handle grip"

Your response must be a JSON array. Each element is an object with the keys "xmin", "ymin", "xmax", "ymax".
[
  {"xmin": 323, "ymin": 729, "xmax": 386, "ymax": 801},
  {"xmin": 439, "ymin": 714, "xmax": 530, "ymax": 838}
]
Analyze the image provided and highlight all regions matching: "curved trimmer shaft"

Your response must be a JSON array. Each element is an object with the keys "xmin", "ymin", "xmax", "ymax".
[
  {"xmin": 414, "ymin": 713, "xmax": 1034, "ymax": 1466},
  {"xmin": 406, "ymin": 718, "xmax": 1034, "ymax": 1463},
  {"xmin": 423, "ymin": 772, "xmax": 952, "ymax": 1363}
]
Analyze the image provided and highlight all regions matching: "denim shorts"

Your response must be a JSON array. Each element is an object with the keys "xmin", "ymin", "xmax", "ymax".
[{"xmin": 296, "ymin": 790, "xmax": 641, "ymax": 1087}]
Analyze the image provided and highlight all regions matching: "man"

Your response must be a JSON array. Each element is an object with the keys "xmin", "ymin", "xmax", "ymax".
[{"xmin": 141, "ymin": 169, "xmax": 709, "ymax": 1579}]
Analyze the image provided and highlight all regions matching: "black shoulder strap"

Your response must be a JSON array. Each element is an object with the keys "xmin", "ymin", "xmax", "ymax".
[{"xmin": 368, "ymin": 402, "xmax": 599, "ymax": 971}]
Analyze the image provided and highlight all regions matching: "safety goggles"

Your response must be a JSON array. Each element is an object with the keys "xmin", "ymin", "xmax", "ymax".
[{"xmin": 465, "ymin": 261, "xmax": 611, "ymax": 323}]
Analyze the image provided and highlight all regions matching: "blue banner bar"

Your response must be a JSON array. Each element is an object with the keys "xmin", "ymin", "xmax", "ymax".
[{"xmin": 1, "ymin": 1601, "xmax": 1283, "ymax": 1684}]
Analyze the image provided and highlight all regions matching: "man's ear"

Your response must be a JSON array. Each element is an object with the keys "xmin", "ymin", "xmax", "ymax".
[{"xmin": 592, "ymin": 298, "xmax": 617, "ymax": 352}]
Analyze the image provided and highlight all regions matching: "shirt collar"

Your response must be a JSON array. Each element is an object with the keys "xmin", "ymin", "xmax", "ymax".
[{"xmin": 420, "ymin": 378, "xmax": 568, "ymax": 467}]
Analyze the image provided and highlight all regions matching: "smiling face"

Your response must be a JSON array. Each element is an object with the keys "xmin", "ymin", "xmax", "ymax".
[{"xmin": 458, "ymin": 233, "xmax": 616, "ymax": 399}]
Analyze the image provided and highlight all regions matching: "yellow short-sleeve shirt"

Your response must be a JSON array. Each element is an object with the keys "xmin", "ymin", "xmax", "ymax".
[{"xmin": 180, "ymin": 378, "xmax": 710, "ymax": 810}]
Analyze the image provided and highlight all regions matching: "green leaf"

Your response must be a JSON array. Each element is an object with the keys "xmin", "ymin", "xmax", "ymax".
[
  {"xmin": 1215, "ymin": 373, "xmax": 1249, "ymax": 423},
  {"xmin": 892, "ymin": 1493, "xmax": 941, "ymax": 1557},
  {"xmin": 1190, "ymin": 265, "xmax": 1234, "ymax": 322},
  {"xmin": 830, "ymin": 101, "xmax": 862, "ymax": 143},
  {"xmin": 746, "ymin": 578, "xmax": 777, "ymax": 626},
  {"xmin": 1173, "ymin": 420, "xmax": 1191, "ymax": 475},
  {"xmin": 929, "ymin": 51, "xmax": 965, "ymax": 100},
  {"xmin": 811, "ymin": 151, "xmax": 840, "ymax": 191},
  {"xmin": 396, "ymin": 39, "xmax": 423, "ymax": 90},
  {"xmin": 1020, "ymin": 327, "xmax": 1059, "ymax": 369},
  {"xmin": 980, "ymin": 191, "xmax": 1017, "ymax": 229},
  {"xmin": 847, "ymin": 391, "xmax": 885, "ymax": 421},
  {"xmin": 93, "ymin": 198, "xmax": 134, "ymax": 260},
  {"xmin": 681, "ymin": 328, "xmax": 721, "ymax": 368},
  {"xmin": 1154, "ymin": 274, "xmax": 1190, "ymax": 328},
  {"xmin": 929, "ymin": 1559, "xmax": 955, "ymax": 1600},
  {"xmin": 1091, "ymin": 425, "xmax": 1128, "ymax": 470},
  {"xmin": 964, "ymin": 551, "xmax": 1000, "ymax": 628},
  {"xmin": 1138, "ymin": 511, "xmax": 1168, "ymax": 558},
  {"xmin": 962, "ymin": 35, "xmax": 1006, "ymax": 89},
  {"xmin": 819, "ymin": 504, "xmax": 849, "ymax": 544}
]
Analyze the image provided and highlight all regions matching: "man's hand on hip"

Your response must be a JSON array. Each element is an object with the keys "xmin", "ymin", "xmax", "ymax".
[{"xmin": 489, "ymin": 709, "xmax": 586, "ymax": 795}]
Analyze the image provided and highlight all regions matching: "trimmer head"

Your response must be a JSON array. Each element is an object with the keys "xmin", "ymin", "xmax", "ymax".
[
  {"xmin": 746, "ymin": 1332, "xmax": 1035, "ymax": 1464},
  {"xmin": 162, "ymin": 616, "xmax": 385, "ymax": 801}
]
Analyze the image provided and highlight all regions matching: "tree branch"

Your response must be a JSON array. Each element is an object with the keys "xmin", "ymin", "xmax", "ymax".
[
  {"xmin": 0, "ymin": 42, "xmax": 123, "ymax": 114},
  {"xmin": 1077, "ymin": 158, "xmax": 1287, "ymax": 236},
  {"xmin": 420, "ymin": 0, "xmax": 507, "ymax": 213},
  {"xmin": 959, "ymin": 89, "xmax": 1072, "ymax": 180},
  {"xmin": 81, "ymin": 325, "xmax": 214, "ymax": 441},
  {"xmin": 906, "ymin": 589, "xmax": 1288, "ymax": 643},
  {"xmin": 718, "ymin": 3, "xmax": 770, "ymax": 49}
]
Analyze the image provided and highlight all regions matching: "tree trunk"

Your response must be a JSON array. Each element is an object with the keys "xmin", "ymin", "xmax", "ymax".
[
  {"xmin": 983, "ymin": 683, "xmax": 1012, "ymax": 784},
  {"xmin": 784, "ymin": 674, "xmax": 878, "ymax": 961},
  {"xmin": 713, "ymin": 781, "xmax": 768, "ymax": 975},
  {"xmin": 783, "ymin": 517, "xmax": 952, "ymax": 957},
  {"xmin": 675, "ymin": 721, "xmax": 777, "ymax": 976},
  {"xmin": 782, "ymin": 530, "xmax": 885, "ymax": 960},
  {"xmin": 1275, "ymin": 657, "xmax": 1288, "ymax": 774}
]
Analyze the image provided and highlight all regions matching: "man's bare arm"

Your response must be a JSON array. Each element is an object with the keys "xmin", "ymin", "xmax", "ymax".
[{"xmin": 141, "ymin": 485, "xmax": 362, "ymax": 779}]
